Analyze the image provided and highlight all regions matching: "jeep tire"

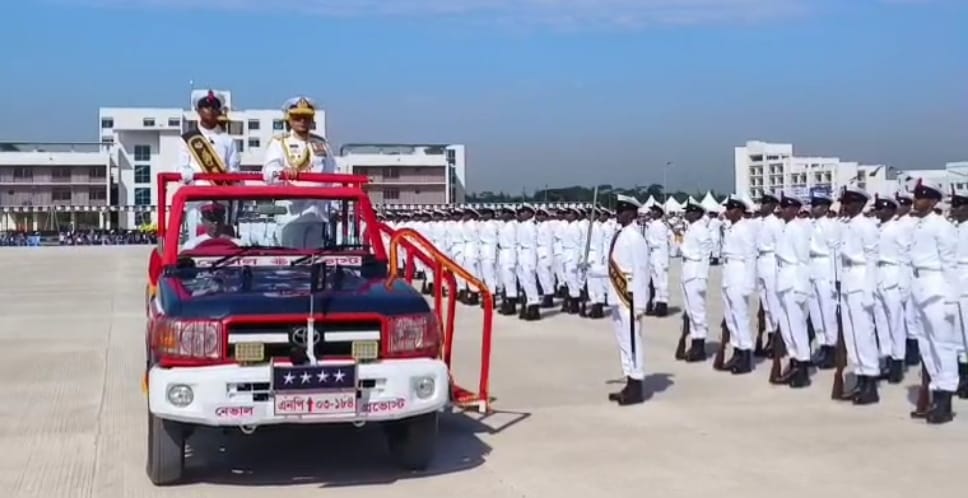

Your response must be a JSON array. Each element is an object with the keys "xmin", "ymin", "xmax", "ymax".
[
  {"xmin": 146, "ymin": 412, "xmax": 186, "ymax": 485},
  {"xmin": 384, "ymin": 412, "xmax": 439, "ymax": 471}
]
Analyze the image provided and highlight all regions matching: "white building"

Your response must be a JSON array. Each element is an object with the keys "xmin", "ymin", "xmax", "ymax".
[
  {"xmin": 891, "ymin": 160, "xmax": 968, "ymax": 195},
  {"xmin": 336, "ymin": 143, "xmax": 467, "ymax": 205},
  {"xmin": 0, "ymin": 142, "xmax": 111, "ymax": 231},
  {"xmin": 734, "ymin": 140, "xmax": 894, "ymax": 201}
]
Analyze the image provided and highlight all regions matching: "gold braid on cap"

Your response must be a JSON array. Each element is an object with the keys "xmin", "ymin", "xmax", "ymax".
[{"xmin": 286, "ymin": 97, "xmax": 316, "ymax": 118}]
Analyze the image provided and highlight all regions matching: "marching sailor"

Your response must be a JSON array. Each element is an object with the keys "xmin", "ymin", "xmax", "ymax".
[
  {"xmin": 261, "ymin": 96, "xmax": 337, "ymax": 248},
  {"xmin": 679, "ymin": 199, "xmax": 712, "ymax": 361},
  {"xmin": 552, "ymin": 208, "xmax": 568, "ymax": 298},
  {"xmin": 950, "ymin": 190, "xmax": 968, "ymax": 398},
  {"xmin": 774, "ymin": 194, "xmax": 813, "ymax": 387},
  {"xmin": 718, "ymin": 195, "xmax": 758, "ymax": 374},
  {"xmin": 605, "ymin": 195, "xmax": 651, "ymax": 406},
  {"xmin": 753, "ymin": 193, "xmax": 784, "ymax": 357},
  {"xmin": 645, "ymin": 205, "xmax": 670, "ymax": 316},
  {"xmin": 908, "ymin": 179, "xmax": 959, "ymax": 423},
  {"xmin": 515, "ymin": 204, "xmax": 541, "ymax": 321},
  {"xmin": 585, "ymin": 207, "xmax": 611, "ymax": 319},
  {"xmin": 894, "ymin": 190, "xmax": 923, "ymax": 367},
  {"xmin": 177, "ymin": 90, "xmax": 241, "ymax": 238},
  {"xmin": 560, "ymin": 207, "xmax": 583, "ymax": 313},
  {"xmin": 477, "ymin": 207, "xmax": 500, "ymax": 307},
  {"xmin": 871, "ymin": 194, "xmax": 911, "ymax": 384},
  {"xmin": 461, "ymin": 208, "xmax": 482, "ymax": 304},
  {"xmin": 807, "ymin": 192, "xmax": 840, "ymax": 369},
  {"xmin": 535, "ymin": 208, "xmax": 557, "ymax": 307},
  {"xmin": 497, "ymin": 207, "xmax": 519, "ymax": 315},
  {"xmin": 837, "ymin": 186, "xmax": 881, "ymax": 405}
]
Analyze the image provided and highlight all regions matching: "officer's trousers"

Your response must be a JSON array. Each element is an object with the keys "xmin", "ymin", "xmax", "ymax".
[
  {"xmin": 564, "ymin": 255, "xmax": 581, "ymax": 298},
  {"xmin": 874, "ymin": 285, "xmax": 906, "ymax": 360},
  {"xmin": 841, "ymin": 290, "xmax": 880, "ymax": 377},
  {"xmin": 587, "ymin": 263, "xmax": 607, "ymax": 304},
  {"xmin": 463, "ymin": 253, "xmax": 481, "ymax": 290},
  {"xmin": 681, "ymin": 278, "xmax": 708, "ymax": 340},
  {"xmin": 611, "ymin": 306, "xmax": 645, "ymax": 380},
  {"xmin": 479, "ymin": 258, "xmax": 497, "ymax": 294},
  {"xmin": 914, "ymin": 296, "xmax": 961, "ymax": 392},
  {"xmin": 537, "ymin": 254, "xmax": 555, "ymax": 296},
  {"xmin": 779, "ymin": 290, "xmax": 811, "ymax": 362},
  {"xmin": 722, "ymin": 286, "xmax": 752, "ymax": 350},
  {"xmin": 650, "ymin": 260, "xmax": 669, "ymax": 303},
  {"xmin": 553, "ymin": 253, "xmax": 566, "ymax": 289},
  {"xmin": 499, "ymin": 257, "xmax": 517, "ymax": 298},
  {"xmin": 756, "ymin": 257, "xmax": 781, "ymax": 332},
  {"xmin": 516, "ymin": 262, "xmax": 540, "ymax": 305},
  {"xmin": 808, "ymin": 278, "xmax": 838, "ymax": 347}
]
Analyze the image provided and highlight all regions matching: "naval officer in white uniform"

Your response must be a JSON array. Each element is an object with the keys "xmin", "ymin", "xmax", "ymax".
[{"xmin": 261, "ymin": 96, "xmax": 337, "ymax": 249}]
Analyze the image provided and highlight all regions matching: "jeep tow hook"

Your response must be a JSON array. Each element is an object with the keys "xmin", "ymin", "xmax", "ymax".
[{"xmin": 239, "ymin": 425, "xmax": 258, "ymax": 435}]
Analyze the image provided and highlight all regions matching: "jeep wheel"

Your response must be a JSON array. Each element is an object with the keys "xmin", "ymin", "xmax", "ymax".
[
  {"xmin": 146, "ymin": 412, "xmax": 186, "ymax": 485},
  {"xmin": 384, "ymin": 412, "xmax": 439, "ymax": 471}
]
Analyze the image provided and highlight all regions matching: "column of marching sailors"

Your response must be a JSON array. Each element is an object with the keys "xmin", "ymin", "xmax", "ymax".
[{"xmin": 378, "ymin": 179, "xmax": 968, "ymax": 421}]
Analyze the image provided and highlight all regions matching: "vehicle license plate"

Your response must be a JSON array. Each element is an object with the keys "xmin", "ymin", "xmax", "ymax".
[{"xmin": 274, "ymin": 391, "xmax": 357, "ymax": 416}]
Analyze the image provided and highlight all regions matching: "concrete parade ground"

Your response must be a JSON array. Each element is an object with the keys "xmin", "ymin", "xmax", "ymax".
[{"xmin": 0, "ymin": 246, "xmax": 965, "ymax": 498}]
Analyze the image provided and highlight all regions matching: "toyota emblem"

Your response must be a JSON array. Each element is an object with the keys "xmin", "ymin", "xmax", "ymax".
[{"xmin": 291, "ymin": 326, "xmax": 320, "ymax": 347}]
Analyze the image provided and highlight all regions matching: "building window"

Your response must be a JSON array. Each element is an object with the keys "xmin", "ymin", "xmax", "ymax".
[
  {"xmin": 446, "ymin": 149, "xmax": 456, "ymax": 164},
  {"xmin": 228, "ymin": 121, "xmax": 244, "ymax": 135},
  {"xmin": 384, "ymin": 188, "xmax": 400, "ymax": 200},
  {"xmin": 89, "ymin": 188, "xmax": 107, "ymax": 201},
  {"xmin": 167, "ymin": 117, "xmax": 181, "ymax": 127},
  {"xmin": 13, "ymin": 167, "xmax": 32, "ymax": 179},
  {"xmin": 248, "ymin": 119, "xmax": 260, "ymax": 131},
  {"xmin": 52, "ymin": 167, "xmax": 71, "ymax": 179},
  {"xmin": 133, "ymin": 144, "xmax": 151, "ymax": 161},
  {"xmin": 272, "ymin": 119, "xmax": 285, "ymax": 131},
  {"xmin": 135, "ymin": 212, "xmax": 153, "ymax": 225},
  {"xmin": 143, "ymin": 118, "xmax": 155, "ymax": 127},
  {"xmin": 383, "ymin": 167, "xmax": 399, "ymax": 179},
  {"xmin": 134, "ymin": 164, "xmax": 151, "ymax": 184},
  {"xmin": 101, "ymin": 137, "xmax": 114, "ymax": 146},
  {"xmin": 134, "ymin": 187, "xmax": 152, "ymax": 206},
  {"xmin": 52, "ymin": 188, "xmax": 72, "ymax": 202},
  {"xmin": 184, "ymin": 120, "xmax": 198, "ymax": 132},
  {"xmin": 234, "ymin": 139, "xmax": 244, "ymax": 152},
  {"xmin": 101, "ymin": 118, "xmax": 114, "ymax": 128},
  {"xmin": 248, "ymin": 138, "xmax": 261, "ymax": 148},
  {"xmin": 90, "ymin": 167, "xmax": 106, "ymax": 178}
]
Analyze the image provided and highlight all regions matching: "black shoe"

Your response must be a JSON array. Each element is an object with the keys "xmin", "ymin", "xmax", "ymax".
[
  {"xmin": 788, "ymin": 361, "xmax": 811, "ymax": 389},
  {"xmin": 904, "ymin": 338, "xmax": 920, "ymax": 367},
  {"xmin": 852, "ymin": 376, "xmax": 879, "ymax": 405},
  {"xmin": 588, "ymin": 303, "xmax": 605, "ymax": 319},
  {"xmin": 730, "ymin": 350, "xmax": 753, "ymax": 375},
  {"xmin": 685, "ymin": 339, "xmax": 707, "ymax": 363},
  {"xmin": 525, "ymin": 304, "xmax": 541, "ymax": 321},
  {"xmin": 839, "ymin": 375, "xmax": 865, "ymax": 402},
  {"xmin": 541, "ymin": 295, "xmax": 555, "ymax": 308},
  {"xmin": 616, "ymin": 378, "xmax": 645, "ymax": 406},
  {"xmin": 926, "ymin": 390, "xmax": 955, "ymax": 424},
  {"xmin": 878, "ymin": 357, "xmax": 891, "ymax": 381},
  {"xmin": 567, "ymin": 299, "xmax": 580, "ymax": 314},
  {"xmin": 773, "ymin": 359, "xmax": 797, "ymax": 385},
  {"xmin": 721, "ymin": 349, "xmax": 739, "ymax": 372},
  {"xmin": 888, "ymin": 359, "xmax": 905, "ymax": 385},
  {"xmin": 654, "ymin": 302, "xmax": 668, "ymax": 317},
  {"xmin": 815, "ymin": 346, "xmax": 836, "ymax": 370}
]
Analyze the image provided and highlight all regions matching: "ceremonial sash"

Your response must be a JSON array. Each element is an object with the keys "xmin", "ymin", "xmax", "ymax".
[
  {"xmin": 182, "ymin": 130, "xmax": 229, "ymax": 183},
  {"xmin": 607, "ymin": 231, "xmax": 633, "ymax": 309}
]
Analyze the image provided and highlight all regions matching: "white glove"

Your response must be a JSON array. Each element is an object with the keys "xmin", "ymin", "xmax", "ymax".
[
  {"xmin": 179, "ymin": 166, "xmax": 195, "ymax": 184},
  {"xmin": 263, "ymin": 167, "xmax": 282, "ymax": 184}
]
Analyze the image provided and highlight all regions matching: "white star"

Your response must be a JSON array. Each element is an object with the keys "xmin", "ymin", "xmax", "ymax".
[
  {"xmin": 283, "ymin": 372, "xmax": 295, "ymax": 384},
  {"xmin": 316, "ymin": 370, "xmax": 329, "ymax": 382},
  {"xmin": 334, "ymin": 370, "xmax": 345, "ymax": 382},
  {"xmin": 300, "ymin": 372, "xmax": 312, "ymax": 384}
]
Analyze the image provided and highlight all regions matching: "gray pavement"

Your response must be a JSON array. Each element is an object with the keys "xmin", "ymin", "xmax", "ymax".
[{"xmin": 0, "ymin": 246, "xmax": 965, "ymax": 498}]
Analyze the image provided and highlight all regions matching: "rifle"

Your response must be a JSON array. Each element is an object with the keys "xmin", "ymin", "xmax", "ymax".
[
  {"xmin": 713, "ymin": 318, "xmax": 730, "ymax": 370},
  {"xmin": 830, "ymin": 280, "xmax": 848, "ymax": 400},
  {"xmin": 754, "ymin": 302, "xmax": 766, "ymax": 354},
  {"xmin": 912, "ymin": 363, "xmax": 931, "ymax": 417},
  {"xmin": 768, "ymin": 332, "xmax": 788, "ymax": 384},
  {"xmin": 675, "ymin": 313, "xmax": 690, "ymax": 360},
  {"xmin": 578, "ymin": 189, "xmax": 599, "ymax": 317}
]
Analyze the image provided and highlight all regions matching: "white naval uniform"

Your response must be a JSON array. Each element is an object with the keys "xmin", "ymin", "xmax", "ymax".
[
  {"xmin": 956, "ymin": 221, "xmax": 968, "ymax": 358},
  {"xmin": 910, "ymin": 212, "xmax": 960, "ymax": 392},
  {"xmin": 445, "ymin": 218, "xmax": 465, "ymax": 287},
  {"xmin": 839, "ymin": 213, "xmax": 880, "ymax": 377},
  {"xmin": 680, "ymin": 218, "xmax": 712, "ymax": 340},
  {"xmin": 586, "ymin": 220, "xmax": 608, "ymax": 305},
  {"xmin": 261, "ymin": 132, "xmax": 337, "ymax": 248},
  {"xmin": 462, "ymin": 218, "xmax": 481, "ymax": 290},
  {"xmin": 607, "ymin": 224, "xmax": 651, "ymax": 380},
  {"xmin": 808, "ymin": 215, "xmax": 841, "ymax": 349},
  {"xmin": 874, "ymin": 216, "xmax": 913, "ymax": 361},
  {"xmin": 552, "ymin": 219, "xmax": 566, "ymax": 291},
  {"xmin": 577, "ymin": 218, "xmax": 590, "ymax": 288},
  {"xmin": 707, "ymin": 216, "xmax": 723, "ymax": 261},
  {"xmin": 498, "ymin": 219, "xmax": 518, "ymax": 299},
  {"xmin": 897, "ymin": 214, "xmax": 923, "ymax": 344},
  {"xmin": 776, "ymin": 218, "xmax": 812, "ymax": 362},
  {"xmin": 721, "ymin": 218, "xmax": 757, "ymax": 350},
  {"xmin": 516, "ymin": 218, "xmax": 540, "ymax": 306},
  {"xmin": 645, "ymin": 219, "xmax": 670, "ymax": 304},
  {"xmin": 754, "ymin": 214, "xmax": 785, "ymax": 333},
  {"xmin": 477, "ymin": 218, "xmax": 500, "ymax": 294},
  {"xmin": 536, "ymin": 219, "xmax": 556, "ymax": 297},
  {"xmin": 176, "ymin": 125, "xmax": 241, "ymax": 239},
  {"xmin": 561, "ymin": 220, "xmax": 582, "ymax": 299}
]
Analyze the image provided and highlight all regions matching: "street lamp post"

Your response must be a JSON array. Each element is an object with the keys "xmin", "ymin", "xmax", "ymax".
[{"xmin": 663, "ymin": 161, "xmax": 673, "ymax": 201}]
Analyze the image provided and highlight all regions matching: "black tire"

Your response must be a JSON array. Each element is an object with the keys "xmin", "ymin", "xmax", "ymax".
[
  {"xmin": 146, "ymin": 412, "xmax": 186, "ymax": 485},
  {"xmin": 384, "ymin": 412, "xmax": 439, "ymax": 471}
]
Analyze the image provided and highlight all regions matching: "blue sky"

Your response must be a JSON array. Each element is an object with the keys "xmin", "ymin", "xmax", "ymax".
[{"xmin": 2, "ymin": 0, "xmax": 966, "ymax": 193}]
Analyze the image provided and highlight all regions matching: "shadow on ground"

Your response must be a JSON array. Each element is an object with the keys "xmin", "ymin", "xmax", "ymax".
[{"xmin": 180, "ymin": 408, "xmax": 530, "ymax": 487}]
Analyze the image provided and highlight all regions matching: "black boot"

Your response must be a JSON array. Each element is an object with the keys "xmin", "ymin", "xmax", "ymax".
[
  {"xmin": 525, "ymin": 304, "xmax": 541, "ymax": 321},
  {"xmin": 458, "ymin": 289, "xmax": 469, "ymax": 303},
  {"xmin": 815, "ymin": 345, "xmax": 836, "ymax": 370},
  {"xmin": 852, "ymin": 375, "xmax": 879, "ymax": 405},
  {"xmin": 773, "ymin": 359, "xmax": 797, "ymax": 385},
  {"xmin": 926, "ymin": 390, "xmax": 955, "ymax": 424},
  {"xmin": 730, "ymin": 350, "xmax": 753, "ymax": 375},
  {"xmin": 878, "ymin": 357, "xmax": 891, "ymax": 381},
  {"xmin": 518, "ymin": 298, "xmax": 528, "ymax": 319},
  {"xmin": 654, "ymin": 302, "xmax": 668, "ymax": 317},
  {"xmin": 616, "ymin": 378, "xmax": 645, "ymax": 406},
  {"xmin": 887, "ymin": 359, "xmax": 905, "ymax": 385},
  {"xmin": 466, "ymin": 292, "xmax": 480, "ymax": 306},
  {"xmin": 839, "ymin": 375, "xmax": 865, "ymax": 402},
  {"xmin": 500, "ymin": 298, "xmax": 517, "ymax": 316},
  {"xmin": 541, "ymin": 295, "xmax": 555, "ymax": 308},
  {"xmin": 561, "ymin": 297, "xmax": 571, "ymax": 313},
  {"xmin": 904, "ymin": 338, "xmax": 920, "ymax": 367},
  {"xmin": 588, "ymin": 303, "xmax": 605, "ymax": 319},
  {"xmin": 721, "ymin": 349, "xmax": 740, "ymax": 372},
  {"xmin": 608, "ymin": 377, "xmax": 632, "ymax": 402},
  {"xmin": 567, "ymin": 299, "xmax": 580, "ymax": 314},
  {"xmin": 788, "ymin": 360, "xmax": 811, "ymax": 389},
  {"xmin": 685, "ymin": 339, "xmax": 707, "ymax": 363},
  {"xmin": 955, "ymin": 362, "xmax": 968, "ymax": 399}
]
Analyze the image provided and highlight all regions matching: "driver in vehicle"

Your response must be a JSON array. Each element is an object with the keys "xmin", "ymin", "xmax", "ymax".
[
  {"xmin": 181, "ymin": 203, "xmax": 242, "ymax": 250},
  {"xmin": 260, "ymin": 96, "xmax": 337, "ymax": 249}
]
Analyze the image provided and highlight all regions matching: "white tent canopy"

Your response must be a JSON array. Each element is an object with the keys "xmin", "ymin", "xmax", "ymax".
[
  {"xmin": 700, "ymin": 191, "xmax": 722, "ymax": 212},
  {"xmin": 664, "ymin": 196, "xmax": 683, "ymax": 212},
  {"xmin": 644, "ymin": 195, "xmax": 659, "ymax": 208}
]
